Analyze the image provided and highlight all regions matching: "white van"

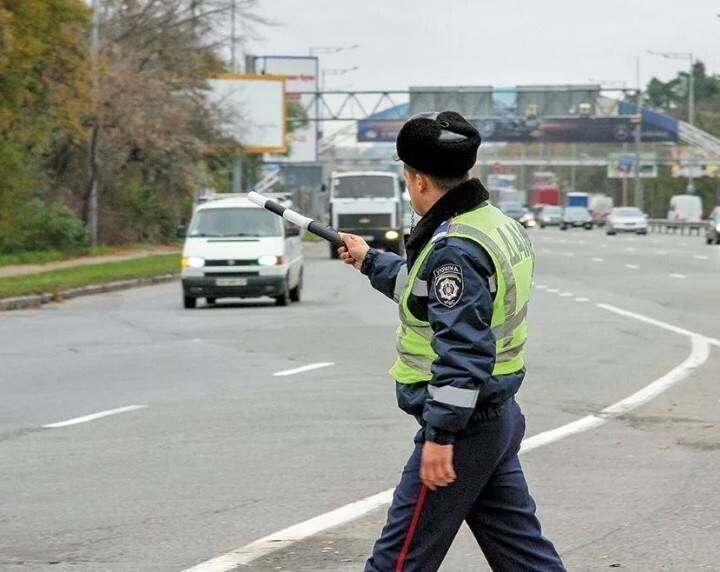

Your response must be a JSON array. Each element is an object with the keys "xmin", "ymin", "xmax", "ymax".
[
  {"xmin": 668, "ymin": 194, "xmax": 703, "ymax": 222},
  {"xmin": 180, "ymin": 195, "xmax": 303, "ymax": 308}
]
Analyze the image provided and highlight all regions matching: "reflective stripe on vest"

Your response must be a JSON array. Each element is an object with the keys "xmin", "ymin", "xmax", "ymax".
[{"xmin": 390, "ymin": 204, "xmax": 534, "ymax": 384}]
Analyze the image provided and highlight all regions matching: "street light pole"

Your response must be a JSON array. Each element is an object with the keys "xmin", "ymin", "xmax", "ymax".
[
  {"xmin": 633, "ymin": 55, "xmax": 643, "ymax": 209},
  {"xmin": 88, "ymin": 0, "xmax": 101, "ymax": 246}
]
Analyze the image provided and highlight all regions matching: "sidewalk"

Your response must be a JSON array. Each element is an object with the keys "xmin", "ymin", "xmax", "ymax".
[{"xmin": 0, "ymin": 246, "xmax": 180, "ymax": 279}]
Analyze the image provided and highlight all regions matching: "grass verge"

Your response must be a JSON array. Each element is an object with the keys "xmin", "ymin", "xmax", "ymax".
[
  {"xmin": 0, "ymin": 243, "xmax": 181, "ymax": 268},
  {"xmin": 0, "ymin": 254, "xmax": 180, "ymax": 299}
]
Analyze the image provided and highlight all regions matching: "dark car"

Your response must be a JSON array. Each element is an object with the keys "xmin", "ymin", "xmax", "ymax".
[
  {"xmin": 706, "ymin": 207, "xmax": 720, "ymax": 245},
  {"xmin": 561, "ymin": 207, "xmax": 593, "ymax": 230}
]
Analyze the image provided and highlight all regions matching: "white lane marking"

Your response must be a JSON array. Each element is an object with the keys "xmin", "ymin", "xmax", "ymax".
[
  {"xmin": 273, "ymin": 362, "xmax": 335, "ymax": 377},
  {"xmin": 559, "ymin": 292, "xmax": 574, "ymax": 297},
  {"xmin": 591, "ymin": 257, "xmax": 604, "ymax": 262},
  {"xmin": 625, "ymin": 264, "xmax": 640, "ymax": 270},
  {"xmin": 624, "ymin": 247, "xmax": 636, "ymax": 252},
  {"xmin": 596, "ymin": 303, "xmax": 720, "ymax": 347},
  {"xmin": 535, "ymin": 284, "xmax": 547, "ymax": 290},
  {"xmin": 546, "ymin": 288, "xmax": 560, "ymax": 293},
  {"xmin": 524, "ymin": 335, "xmax": 708, "ymax": 451},
  {"xmin": 182, "ymin": 305, "xmax": 714, "ymax": 572},
  {"xmin": 668, "ymin": 273, "xmax": 686, "ymax": 279},
  {"xmin": 182, "ymin": 490, "xmax": 394, "ymax": 571},
  {"xmin": 43, "ymin": 405, "xmax": 147, "ymax": 429},
  {"xmin": 693, "ymin": 255, "xmax": 709, "ymax": 261},
  {"xmin": 574, "ymin": 297, "xmax": 590, "ymax": 302},
  {"xmin": 562, "ymin": 252, "xmax": 575, "ymax": 257}
]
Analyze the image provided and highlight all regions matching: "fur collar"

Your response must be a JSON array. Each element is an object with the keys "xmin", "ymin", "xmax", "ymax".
[{"xmin": 405, "ymin": 178, "xmax": 489, "ymax": 266}]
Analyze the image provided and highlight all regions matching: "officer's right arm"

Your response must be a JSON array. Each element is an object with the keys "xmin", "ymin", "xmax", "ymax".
[{"xmin": 361, "ymin": 249, "xmax": 407, "ymax": 302}]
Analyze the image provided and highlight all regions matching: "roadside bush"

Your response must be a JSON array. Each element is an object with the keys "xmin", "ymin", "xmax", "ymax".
[{"xmin": 0, "ymin": 199, "xmax": 89, "ymax": 253}]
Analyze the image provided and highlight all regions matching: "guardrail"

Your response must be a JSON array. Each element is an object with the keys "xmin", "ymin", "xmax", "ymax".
[{"xmin": 647, "ymin": 219, "xmax": 705, "ymax": 236}]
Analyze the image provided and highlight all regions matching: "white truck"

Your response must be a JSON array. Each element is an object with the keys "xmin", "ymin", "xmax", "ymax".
[{"xmin": 329, "ymin": 171, "xmax": 403, "ymax": 258}]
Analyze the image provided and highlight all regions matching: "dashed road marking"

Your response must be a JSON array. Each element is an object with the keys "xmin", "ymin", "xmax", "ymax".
[
  {"xmin": 574, "ymin": 297, "xmax": 590, "ymax": 302},
  {"xmin": 273, "ymin": 362, "xmax": 335, "ymax": 377},
  {"xmin": 668, "ymin": 273, "xmax": 686, "ymax": 279},
  {"xmin": 43, "ymin": 405, "xmax": 147, "ymax": 429},
  {"xmin": 625, "ymin": 264, "xmax": 640, "ymax": 270},
  {"xmin": 547, "ymin": 288, "xmax": 560, "ymax": 293},
  {"xmin": 591, "ymin": 257, "xmax": 604, "ymax": 263},
  {"xmin": 693, "ymin": 255, "xmax": 709, "ymax": 261},
  {"xmin": 535, "ymin": 284, "xmax": 547, "ymax": 290},
  {"xmin": 559, "ymin": 292, "xmax": 574, "ymax": 297},
  {"xmin": 562, "ymin": 252, "xmax": 575, "ymax": 257}
]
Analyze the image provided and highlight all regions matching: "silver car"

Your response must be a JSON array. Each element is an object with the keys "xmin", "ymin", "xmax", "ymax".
[
  {"xmin": 606, "ymin": 207, "xmax": 648, "ymax": 235},
  {"xmin": 706, "ymin": 206, "xmax": 720, "ymax": 245}
]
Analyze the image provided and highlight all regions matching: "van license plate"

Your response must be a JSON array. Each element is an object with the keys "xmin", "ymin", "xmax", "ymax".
[{"xmin": 216, "ymin": 278, "xmax": 247, "ymax": 287}]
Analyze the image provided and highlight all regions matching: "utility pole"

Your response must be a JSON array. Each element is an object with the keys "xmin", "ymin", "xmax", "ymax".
[
  {"xmin": 230, "ymin": 0, "xmax": 242, "ymax": 194},
  {"xmin": 633, "ymin": 55, "xmax": 644, "ymax": 209},
  {"xmin": 88, "ymin": 0, "xmax": 101, "ymax": 246}
]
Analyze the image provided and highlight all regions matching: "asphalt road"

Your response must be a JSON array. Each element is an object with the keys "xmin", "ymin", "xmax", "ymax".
[{"xmin": 1, "ymin": 230, "xmax": 718, "ymax": 571}]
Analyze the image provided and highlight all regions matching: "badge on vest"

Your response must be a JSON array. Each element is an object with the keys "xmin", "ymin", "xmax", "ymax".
[{"xmin": 432, "ymin": 263, "xmax": 464, "ymax": 308}]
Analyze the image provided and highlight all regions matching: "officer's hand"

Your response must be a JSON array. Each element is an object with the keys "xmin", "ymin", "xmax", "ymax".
[
  {"xmin": 420, "ymin": 442, "xmax": 456, "ymax": 491},
  {"xmin": 337, "ymin": 233, "xmax": 369, "ymax": 271}
]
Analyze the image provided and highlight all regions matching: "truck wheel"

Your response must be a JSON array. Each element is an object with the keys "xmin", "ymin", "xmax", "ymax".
[
  {"xmin": 560, "ymin": 224, "xmax": 567, "ymax": 231},
  {"xmin": 290, "ymin": 269, "xmax": 303, "ymax": 302},
  {"xmin": 183, "ymin": 296, "xmax": 197, "ymax": 309},
  {"xmin": 275, "ymin": 280, "xmax": 291, "ymax": 307},
  {"xmin": 206, "ymin": 297, "xmax": 216, "ymax": 305}
]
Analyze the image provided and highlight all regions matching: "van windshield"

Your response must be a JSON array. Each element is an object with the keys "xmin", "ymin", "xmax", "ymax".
[
  {"xmin": 333, "ymin": 176, "xmax": 396, "ymax": 199},
  {"xmin": 188, "ymin": 208, "xmax": 282, "ymax": 238}
]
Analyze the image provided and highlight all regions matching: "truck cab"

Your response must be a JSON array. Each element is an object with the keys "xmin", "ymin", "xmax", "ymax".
[{"xmin": 329, "ymin": 171, "xmax": 403, "ymax": 257}]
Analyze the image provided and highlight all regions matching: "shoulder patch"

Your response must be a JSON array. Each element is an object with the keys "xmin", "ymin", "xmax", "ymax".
[{"xmin": 432, "ymin": 263, "xmax": 463, "ymax": 308}]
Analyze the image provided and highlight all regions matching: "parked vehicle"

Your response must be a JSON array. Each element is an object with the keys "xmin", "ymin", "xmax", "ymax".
[
  {"xmin": 329, "ymin": 171, "xmax": 403, "ymax": 258},
  {"xmin": 179, "ymin": 194, "xmax": 303, "ymax": 309},
  {"xmin": 518, "ymin": 208, "xmax": 536, "ymax": 229},
  {"xmin": 561, "ymin": 206, "xmax": 593, "ymax": 230},
  {"xmin": 706, "ymin": 206, "xmax": 720, "ymax": 245},
  {"xmin": 668, "ymin": 194, "xmax": 703, "ymax": 222},
  {"xmin": 536, "ymin": 205, "xmax": 563, "ymax": 228},
  {"xmin": 605, "ymin": 207, "xmax": 648, "ymax": 235},
  {"xmin": 589, "ymin": 193, "xmax": 614, "ymax": 226}
]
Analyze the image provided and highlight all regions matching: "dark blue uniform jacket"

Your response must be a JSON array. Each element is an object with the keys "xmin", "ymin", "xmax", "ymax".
[{"xmin": 361, "ymin": 179, "xmax": 524, "ymax": 444}]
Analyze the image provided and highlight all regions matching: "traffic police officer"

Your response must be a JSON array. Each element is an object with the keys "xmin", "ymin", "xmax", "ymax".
[{"xmin": 338, "ymin": 111, "xmax": 566, "ymax": 571}]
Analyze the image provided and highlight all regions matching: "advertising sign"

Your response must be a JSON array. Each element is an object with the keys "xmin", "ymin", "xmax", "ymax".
[
  {"xmin": 254, "ymin": 56, "xmax": 318, "ymax": 162},
  {"xmin": 607, "ymin": 153, "xmax": 658, "ymax": 178},
  {"xmin": 207, "ymin": 74, "xmax": 286, "ymax": 153}
]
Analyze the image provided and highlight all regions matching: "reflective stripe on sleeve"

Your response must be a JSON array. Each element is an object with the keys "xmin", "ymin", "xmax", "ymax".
[
  {"xmin": 428, "ymin": 385, "xmax": 480, "ymax": 409},
  {"xmin": 393, "ymin": 265, "xmax": 409, "ymax": 303}
]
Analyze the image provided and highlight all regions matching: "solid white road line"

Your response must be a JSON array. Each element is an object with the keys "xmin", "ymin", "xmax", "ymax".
[
  {"xmin": 181, "ymin": 305, "xmax": 714, "ymax": 572},
  {"xmin": 182, "ymin": 490, "xmax": 394, "ymax": 571},
  {"xmin": 42, "ymin": 405, "xmax": 147, "ymax": 429},
  {"xmin": 625, "ymin": 264, "xmax": 640, "ymax": 270},
  {"xmin": 273, "ymin": 362, "xmax": 335, "ymax": 377},
  {"xmin": 668, "ymin": 273, "xmax": 686, "ymax": 279}
]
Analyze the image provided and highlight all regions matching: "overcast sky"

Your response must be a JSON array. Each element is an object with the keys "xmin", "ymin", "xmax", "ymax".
[{"xmin": 249, "ymin": 0, "xmax": 720, "ymax": 90}]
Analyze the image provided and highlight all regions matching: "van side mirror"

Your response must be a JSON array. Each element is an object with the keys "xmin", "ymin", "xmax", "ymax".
[
  {"xmin": 399, "ymin": 180, "xmax": 406, "ymax": 192},
  {"xmin": 321, "ymin": 183, "xmax": 327, "ymax": 193},
  {"xmin": 176, "ymin": 225, "xmax": 187, "ymax": 238}
]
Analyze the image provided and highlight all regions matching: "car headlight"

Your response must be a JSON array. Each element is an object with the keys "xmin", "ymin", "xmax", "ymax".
[
  {"xmin": 258, "ymin": 255, "xmax": 282, "ymax": 266},
  {"xmin": 527, "ymin": 220, "xmax": 536, "ymax": 228},
  {"xmin": 385, "ymin": 230, "xmax": 400, "ymax": 240},
  {"xmin": 182, "ymin": 256, "xmax": 205, "ymax": 268},
  {"xmin": 715, "ymin": 224, "xmax": 720, "ymax": 232}
]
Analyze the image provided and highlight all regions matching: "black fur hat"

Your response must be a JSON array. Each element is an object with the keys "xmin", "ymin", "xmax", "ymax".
[{"xmin": 395, "ymin": 111, "xmax": 481, "ymax": 177}]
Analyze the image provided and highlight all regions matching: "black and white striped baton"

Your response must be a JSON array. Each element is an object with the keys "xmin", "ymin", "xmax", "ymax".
[{"xmin": 247, "ymin": 192, "xmax": 344, "ymax": 248}]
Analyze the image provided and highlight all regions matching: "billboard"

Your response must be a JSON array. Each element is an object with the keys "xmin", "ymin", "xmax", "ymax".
[
  {"xmin": 207, "ymin": 74, "xmax": 286, "ymax": 153},
  {"xmin": 254, "ymin": 55, "xmax": 318, "ymax": 163},
  {"xmin": 607, "ymin": 153, "xmax": 658, "ymax": 178}
]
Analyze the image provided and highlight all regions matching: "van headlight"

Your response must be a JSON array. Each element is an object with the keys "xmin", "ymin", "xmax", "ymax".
[
  {"xmin": 385, "ymin": 230, "xmax": 400, "ymax": 240},
  {"xmin": 258, "ymin": 255, "xmax": 282, "ymax": 266},
  {"xmin": 715, "ymin": 224, "xmax": 720, "ymax": 232},
  {"xmin": 182, "ymin": 256, "xmax": 205, "ymax": 268}
]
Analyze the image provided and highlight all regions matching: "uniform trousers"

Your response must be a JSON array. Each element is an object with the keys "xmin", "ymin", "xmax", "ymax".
[{"xmin": 364, "ymin": 399, "xmax": 565, "ymax": 572}]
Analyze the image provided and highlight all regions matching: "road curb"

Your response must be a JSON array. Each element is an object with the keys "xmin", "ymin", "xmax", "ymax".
[{"xmin": 0, "ymin": 273, "xmax": 179, "ymax": 311}]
